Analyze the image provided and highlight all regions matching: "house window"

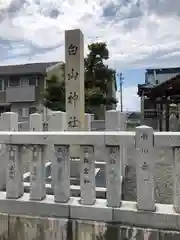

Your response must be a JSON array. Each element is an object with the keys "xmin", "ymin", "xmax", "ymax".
[
  {"xmin": 9, "ymin": 79, "xmax": 20, "ymax": 87},
  {"xmin": 20, "ymin": 78, "xmax": 29, "ymax": 86},
  {"xmin": 0, "ymin": 79, "xmax": 4, "ymax": 91},
  {"xmin": 29, "ymin": 76, "xmax": 37, "ymax": 86},
  {"xmin": 9, "ymin": 76, "xmax": 38, "ymax": 87}
]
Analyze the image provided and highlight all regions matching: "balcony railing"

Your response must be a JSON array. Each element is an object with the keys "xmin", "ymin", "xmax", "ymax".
[{"xmin": 6, "ymin": 86, "xmax": 35, "ymax": 102}]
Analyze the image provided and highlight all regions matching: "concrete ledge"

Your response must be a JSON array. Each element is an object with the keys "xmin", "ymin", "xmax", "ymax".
[
  {"xmin": 7, "ymin": 131, "xmax": 106, "ymax": 146},
  {"xmin": 1, "ymin": 131, "xmax": 135, "ymax": 147},
  {"xmin": 70, "ymin": 197, "xmax": 113, "ymax": 222},
  {"xmin": 0, "ymin": 192, "xmax": 179, "ymax": 230},
  {"xmin": 113, "ymin": 201, "xmax": 180, "ymax": 231},
  {"xmin": 105, "ymin": 131, "xmax": 135, "ymax": 146},
  {"xmin": 154, "ymin": 132, "xmax": 180, "ymax": 147},
  {"xmin": 0, "ymin": 192, "xmax": 69, "ymax": 218}
]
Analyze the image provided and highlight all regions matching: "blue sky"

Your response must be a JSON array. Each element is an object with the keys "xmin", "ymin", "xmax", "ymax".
[
  {"xmin": 116, "ymin": 68, "xmax": 145, "ymax": 89},
  {"xmin": 0, "ymin": 0, "xmax": 180, "ymax": 111},
  {"xmin": 115, "ymin": 68, "xmax": 145, "ymax": 111}
]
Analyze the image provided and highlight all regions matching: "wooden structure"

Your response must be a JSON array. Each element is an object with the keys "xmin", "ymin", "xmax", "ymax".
[{"xmin": 138, "ymin": 74, "xmax": 180, "ymax": 131}]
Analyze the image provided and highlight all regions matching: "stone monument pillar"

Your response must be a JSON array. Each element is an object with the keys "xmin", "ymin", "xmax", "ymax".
[{"xmin": 65, "ymin": 29, "xmax": 85, "ymax": 177}]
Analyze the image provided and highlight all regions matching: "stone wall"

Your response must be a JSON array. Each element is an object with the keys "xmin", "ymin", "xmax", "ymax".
[{"xmin": 0, "ymin": 214, "xmax": 179, "ymax": 240}]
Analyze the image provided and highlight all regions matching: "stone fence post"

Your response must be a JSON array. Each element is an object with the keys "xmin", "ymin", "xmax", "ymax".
[
  {"xmin": 105, "ymin": 110, "xmax": 127, "ymax": 177},
  {"xmin": 5, "ymin": 112, "xmax": 23, "ymax": 199},
  {"xmin": 0, "ymin": 112, "xmax": 18, "ymax": 190},
  {"xmin": 135, "ymin": 126, "xmax": 155, "ymax": 211},
  {"xmin": 48, "ymin": 110, "xmax": 71, "ymax": 202},
  {"xmin": 70, "ymin": 113, "xmax": 91, "ymax": 178},
  {"xmin": 29, "ymin": 113, "xmax": 46, "ymax": 200},
  {"xmin": 169, "ymin": 113, "xmax": 178, "ymax": 131}
]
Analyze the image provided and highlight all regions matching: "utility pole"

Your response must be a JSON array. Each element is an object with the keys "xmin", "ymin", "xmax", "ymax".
[{"xmin": 117, "ymin": 72, "xmax": 124, "ymax": 112}]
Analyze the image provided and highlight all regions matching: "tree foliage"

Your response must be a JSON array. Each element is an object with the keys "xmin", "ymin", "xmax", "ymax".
[{"xmin": 44, "ymin": 42, "xmax": 117, "ymax": 113}]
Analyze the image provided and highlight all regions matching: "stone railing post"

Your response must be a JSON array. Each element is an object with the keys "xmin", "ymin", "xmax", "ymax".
[
  {"xmin": 53, "ymin": 145, "xmax": 70, "ymax": 202},
  {"xmin": 105, "ymin": 110, "xmax": 127, "ymax": 177},
  {"xmin": 84, "ymin": 113, "xmax": 91, "ymax": 131},
  {"xmin": 5, "ymin": 112, "xmax": 24, "ymax": 199},
  {"xmin": 80, "ymin": 145, "xmax": 96, "ymax": 205},
  {"xmin": 29, "ymin": 113, "xmax": 46, "ymax": 200},
  {"xmin": 173, "ymin": 147, "xmax": 180, "ymax": 213},
  {"xmin": 49, "ymin": 111, "xmax": 67, "ymax": 192},
  {"xmin": 135, "ymin": 126, "xmax": 155, "ymax": 211},
  {"xmin": 169, "ymin": 113, "xmax": 178, "ymax": 131},
  {"xmin": 0, "ymin": 112, "xmax": 18, "ymax": 190},
  {"xmin": 6, "ymin": 145, "xmax": 24, "ymax": 199},
  {"xmin": 106, "ymin": 145, "xmax": 121, "ymax": 207},
  {"xmin": 48, "ymin": 111, "xmax": 67, "ymax": 131},
  {"xmin": 70, "ymin": 113, "xmax": 91, "ymax": 177}
]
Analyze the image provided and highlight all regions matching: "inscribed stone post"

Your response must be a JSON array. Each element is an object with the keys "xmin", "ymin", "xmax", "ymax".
[
  {"xmin": 0, "ymin": 112, "xmax": 18, "ymax": 190},
  {"xmin": 80, "ymin": 145, "xmax": 96, "ymax": 205},
  {"xmin": 135, "ymin": 126, "xmax": 155, "ymax": 211},
  {"xmin": 53, "ymin": 145, "xmax": 70, "ymax": 202},
  {"xmin": 4, "ymin": 113, "xmax": 24, "ymax": 199},
  {"xmin": 49, "ymin": 111, "xmax": 67, "ymax": 191},
  {"xmin": 29, "ymin": 114, "xmax": 46, "ymax": 200},
  {"xmin": 65, "ymin": 29, "xmax": 85, "ymax": 177},
  {"xmin": 105, "ymin": 110, "xmax": 127, "ymax": 177},
  {"xmin": 6, "ymin": 145, "xmax": 24, "ymax": 199},
  {"xmin": 106, "ymin": 146, "xmax": 121, "ymax": 207}
]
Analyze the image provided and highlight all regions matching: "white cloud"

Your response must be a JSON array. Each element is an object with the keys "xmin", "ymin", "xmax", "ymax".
[
  {"xmin": 116, "ymin": 86, "xmax": 140, "ymax": 111},
  {"xmin": 1, "ymin": 0, "xmax": 179, "ymax": 111},
  {"xmin": 0, "ymin": 0, "xmax": 179, "ymax": 69}
]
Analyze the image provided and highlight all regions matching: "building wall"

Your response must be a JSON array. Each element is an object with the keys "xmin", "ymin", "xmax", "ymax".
[
  {"xmin": 146, "ymin": 72, "xmax": 180, "ymax": 85},
  {"xmin": 0, "ymin": 74, "xmax": 45, "ymax": 104}
]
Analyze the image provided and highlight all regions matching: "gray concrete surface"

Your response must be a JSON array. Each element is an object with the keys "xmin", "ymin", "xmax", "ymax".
[
  {"xmin": 0, "ymin": 214, "xmax": 179, "ymax": 240},
  {"xmin": 123, "ymin": 147, "xmax": 174, "ymax": 204}
]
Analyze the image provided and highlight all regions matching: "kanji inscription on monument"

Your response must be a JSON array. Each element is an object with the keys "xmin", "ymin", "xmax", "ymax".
[
  {"xmin": 135, "ymin": 126, "xmax": 155, "ymax": 211},
  {"xmin": 68, "ymin": 44, "xmax": 78, "ymax": 55},
  {"xmin": 68, "ymin": 92, "xmax": 78, "ymax": 107},
  {"xmin": 106, "ymin": 146, "xmax": 121, "ymax": 207},
  {"xmin": 80, "ymin": 146, "xmax": 95, "ymax": 204},
  {"xmin": 68, "ymin": 68, "xmax": 79, "ymax": 80},
  {"xmin": 6, "ymin": 145, "xmax": 23, "ymax": 199},
  {"xmin": 8, "ymin": 148, "xmax": 16, "ymax": 180},
  {"xmin": 67, "ymin": 116, "xmax": 80, "ymax": 128},
  {"xmin": 65, "ymin": 29, "xmax": 85, "ymax": 131}
]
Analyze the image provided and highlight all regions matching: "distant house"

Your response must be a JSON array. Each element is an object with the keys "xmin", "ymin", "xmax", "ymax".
[
  {"xmin": 0, "ymin": 61, "xmax": 64, "ymax": 121},
  {"xmin": 138, "ymin": 67, "xmax": 180, "ymax": 130},
  {"xmin": 0, "ymin": 60, "xmax": 116, "ymax": 121}
]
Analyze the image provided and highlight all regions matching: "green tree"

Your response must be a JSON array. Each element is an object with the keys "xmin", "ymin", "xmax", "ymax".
[
  {"xmin": 44, "ymin": 42, "xmax": 117, "ymax": 115},
  {"xmin": 44, "ymin": 75, "xmax": 65, "ymax": 111}
]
